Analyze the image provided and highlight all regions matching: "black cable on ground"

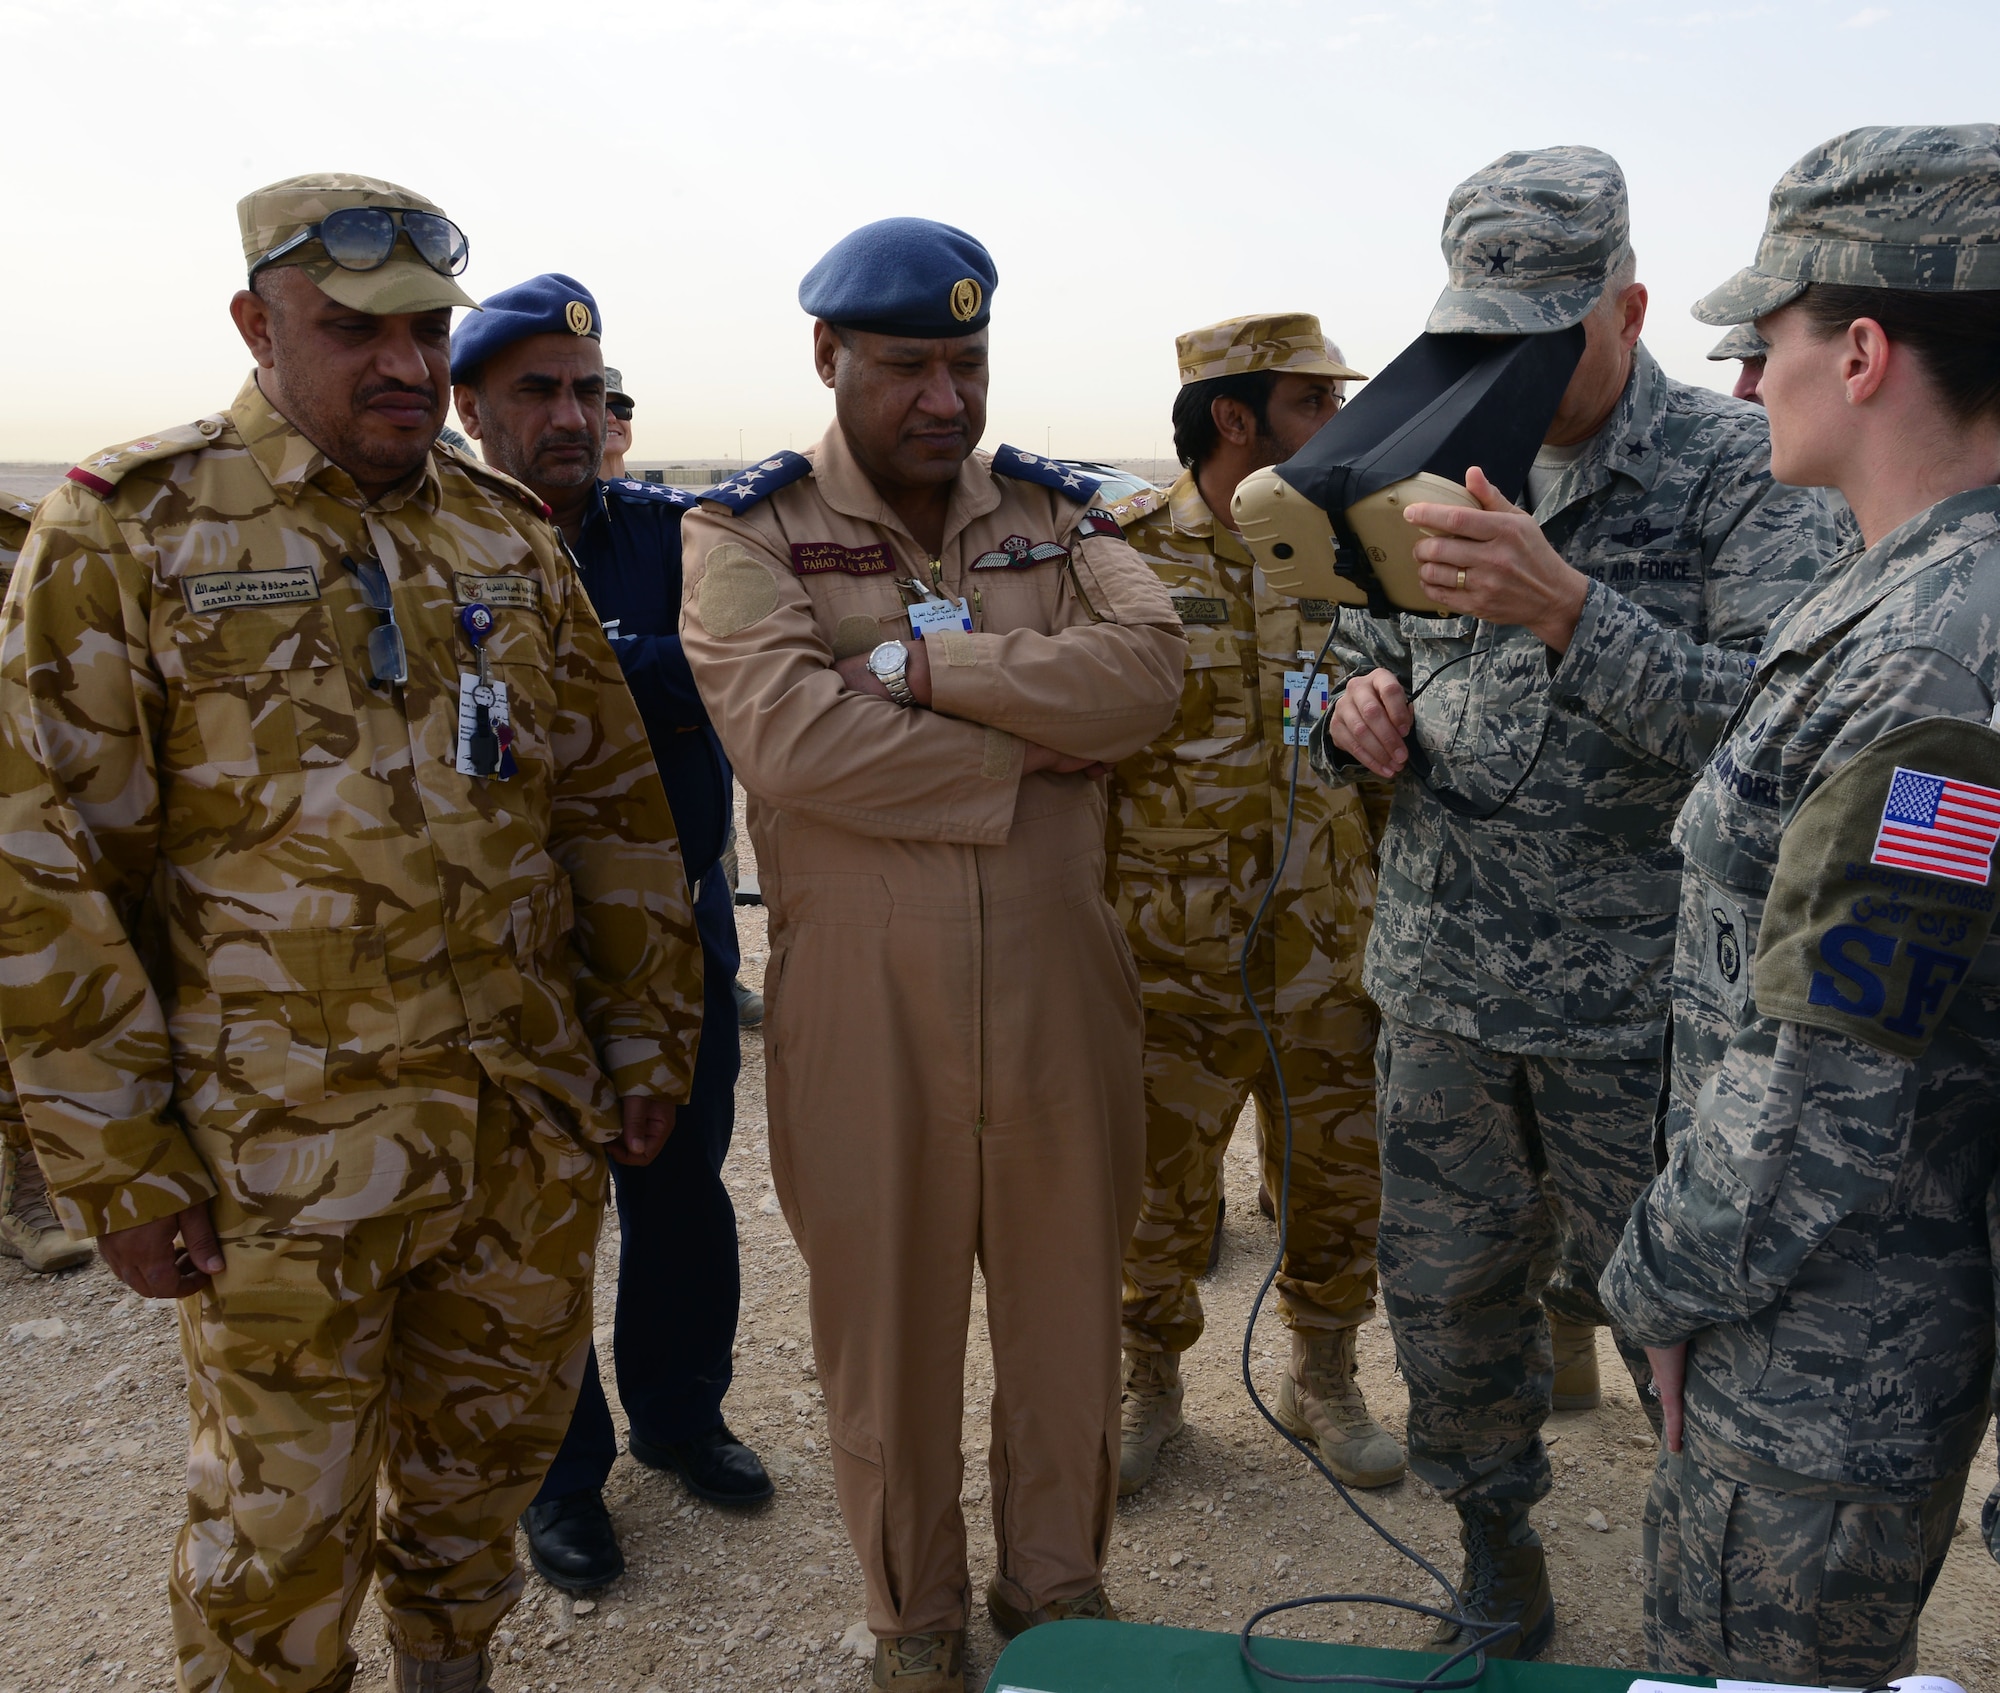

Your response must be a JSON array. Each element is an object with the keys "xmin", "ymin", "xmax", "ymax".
[{"xmin": 1232, "ymin": 623, "xmax": 1518, "ymax": 1687}]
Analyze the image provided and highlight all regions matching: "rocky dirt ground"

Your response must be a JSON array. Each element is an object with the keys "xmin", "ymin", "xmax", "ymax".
[{"xmin": 1, "ymin": 894, "xmax": 1997, "ymax": 1693}]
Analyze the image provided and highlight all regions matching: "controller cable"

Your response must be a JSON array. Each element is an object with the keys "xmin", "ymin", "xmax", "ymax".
[{"xmin": 1232, "ymin": 624, "xmax": 1519, "ymax": 1686}]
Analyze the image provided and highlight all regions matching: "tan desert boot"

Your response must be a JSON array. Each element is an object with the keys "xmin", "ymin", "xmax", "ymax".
[
  {"xmin": 985, "ymin": 1579, "xmax": 1117, "ymax": 1639},
  {"xmin": 871, "ymin": 1630, "xmax": 964, "ymax": 1692},
  {"xmin": 1549, "ymin": 1318, "xmax": 1602, "ymax": 1411},
  {"xmin": 1426, "ymin": 1500, "xmax": 1553, "ymax": 1661},
  {"xmin": 0, "ymin": 1141, "xmax": 92, "ymax": 1275},
  {"xmin": 1276, "ymin": 1326, "xmax": 1406, "ymax": 1487},
  {"xmin": 391, "ymin": 1650, "xmax": 491, "ymax": 1693},
  {"xmin": 1117, "ymin": 1348, "xmax": 1184, "ymax": 1496}
]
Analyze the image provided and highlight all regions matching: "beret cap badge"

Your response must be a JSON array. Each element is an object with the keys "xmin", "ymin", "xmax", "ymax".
[
  {"xmin": 565, "ymin": 299, "xmax": 593, "ymax": 335},
  {"xmin": 949, "ymin": 278, "xmax": 983, "ymax": 323}
]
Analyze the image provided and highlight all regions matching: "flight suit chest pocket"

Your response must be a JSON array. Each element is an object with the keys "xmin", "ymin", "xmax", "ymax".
[
  {"xmin": 172, "ymin": 603, "xmax": 353, "ymax": 777},
  {"xmin": 183, "ymin": 925, "xmax": 398, "ymax": 1111}
]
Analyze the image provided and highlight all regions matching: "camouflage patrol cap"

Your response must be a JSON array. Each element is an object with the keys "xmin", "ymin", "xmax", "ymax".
[
  {"xmin": 1427, "ymin": 146, "xmax": 1630, "ymax": 334},
  {"xmin": 1706, "ymin": 323, "xmax": 1768, "ymax": 361},
  {"xmin": 238, "ymin": 173, "xmax": 478, "ymax": 314},
  {"xmin": 604, "ymin": 366, "xmax": 633, "ymax": 407},
  {"xmin": 1695, "ymin": 125, "xmax": 2000, "ymax": 325},
  {"xmin": 1175, "ymin": 313, "xmax": 1366, "ymax": 386}
]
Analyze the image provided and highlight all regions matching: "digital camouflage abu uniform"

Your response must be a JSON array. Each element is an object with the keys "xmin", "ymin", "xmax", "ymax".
[
  {"xmin": 1110, "ymin": 315, "xmax": 1387, "ymax": 1362},
  {"xmin": 0, "ymin": 174, "xmax": 703, "ymax": 1693},
  {"xmin": 1314, "ymin": 147, "xmax": 1844, "ymax": 1516},
  {"xmin": 1601, "ymin": 124, "xmax": 2000, "ymax": 1686}
]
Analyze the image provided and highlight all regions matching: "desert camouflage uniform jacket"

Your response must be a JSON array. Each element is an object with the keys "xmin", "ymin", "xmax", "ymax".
[
  {"xmin": 0, "ymin": 377, "xmax": 703, "ymax": 1240},
  {"xmin": 1106, "ymin": 471, "xmax": 1391, "ymax": 1017},
  {"xmin": 1602, "ymin": 487, "xmax": 2000, "ymax": 1492},
  {"xmin": 1319, "ymin": 345, "xmax": 1842, "ymax": 1057}
]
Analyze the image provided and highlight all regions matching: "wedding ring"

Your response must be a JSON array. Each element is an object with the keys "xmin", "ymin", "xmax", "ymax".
[{"xmin": 1456, "ymin": 568, "xmax": 1467, "ymax": 590}]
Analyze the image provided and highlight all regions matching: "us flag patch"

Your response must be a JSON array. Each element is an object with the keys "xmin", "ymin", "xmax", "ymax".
[{"xmin": 1870, "ymin": 765, "xmax": 2000, "ymax": 885}]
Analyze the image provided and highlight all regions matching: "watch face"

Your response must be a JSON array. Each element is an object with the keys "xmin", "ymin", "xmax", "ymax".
[{"xmin": 868, "ymin": 641, "xmax": 906, "ymax": 677}]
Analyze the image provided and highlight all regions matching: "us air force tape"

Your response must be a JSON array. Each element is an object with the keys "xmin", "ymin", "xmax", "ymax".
[{"xmin": 1755, "ymin": 717, "xmax": 2000, "ymax": 1058}]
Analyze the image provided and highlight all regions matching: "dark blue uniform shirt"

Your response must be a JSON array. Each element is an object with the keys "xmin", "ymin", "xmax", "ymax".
[{"xmin": 573, "ymin": 477, "xmax": 732, "ymax": 902}]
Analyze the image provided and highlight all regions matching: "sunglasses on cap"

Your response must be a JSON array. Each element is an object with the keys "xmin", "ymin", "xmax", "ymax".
[
  {"xmin": 607, "ymin": 401, "xmax": 635, "ymax": 421},
  {"xmin": 251, "ymin": 206, "xmax": 469, "ymax": 282}
]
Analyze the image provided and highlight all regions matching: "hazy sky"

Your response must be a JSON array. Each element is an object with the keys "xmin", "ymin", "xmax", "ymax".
[{"xmin": 2, "ymin": 0, "xmax": 1994, "ymax": 464}]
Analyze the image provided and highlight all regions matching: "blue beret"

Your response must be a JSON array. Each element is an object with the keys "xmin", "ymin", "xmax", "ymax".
[
  {"xmin": 798, "ymin": 218, "xmax": 996, "ymax": 339},
  {"xmin": 451, "ymin": 273, "xmax": 601, "ymax": 384}
]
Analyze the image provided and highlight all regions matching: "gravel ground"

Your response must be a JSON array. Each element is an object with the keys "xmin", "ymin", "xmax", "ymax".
[{"xmin": 1, "ymin": 886, "xmax": 1996, "ymax": 1693}]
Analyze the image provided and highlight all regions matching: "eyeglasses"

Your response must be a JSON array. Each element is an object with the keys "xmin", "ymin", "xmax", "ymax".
[
  {"xmin": 251, "ymin": 207, "xmax": 469, "ymax": 282},
  {"xmin": 343, "ymin": 555, "xmax": 408, "ymax": 687},
  {"xmin": 607, "ymin": 401, "xmax": 635, "ymax": 422}
]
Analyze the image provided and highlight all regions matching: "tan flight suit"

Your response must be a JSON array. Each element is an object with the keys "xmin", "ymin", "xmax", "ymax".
[
  {"xmin": 1107, "ymin": 473, "xmax": 1389, "ymax": 1352},
  {"xmin": 0, "ymin": 382, "xmax": 704, "ymax": 1693},
  {"xmin": 679, "ymin": 426, "xmax": 1183, "ymax": 1636}
]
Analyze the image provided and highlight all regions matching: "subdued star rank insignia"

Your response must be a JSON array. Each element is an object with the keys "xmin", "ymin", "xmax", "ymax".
[
  {"xmin": 565, "ymin": 299, "xmax": 593, "ymax": 335},
  {"xmin": 1479, "ymin": 245, "xmax": 1514, "ymax": 276},
  {"xmin": 949, "ymin": 278, "xmax": 982, "ymax": 322}
]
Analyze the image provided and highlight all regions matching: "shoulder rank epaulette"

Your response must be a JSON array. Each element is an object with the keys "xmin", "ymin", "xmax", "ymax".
[
  {"xmin": 990, "ymin": 444, "xmax": 1102, "ymax": 502},
  {"xmin": 1102, "ymin": 484, "xmax": 1169, "ymax": 530},
  {"xmin": 65, "ymin": 417, "xmax": 226, "ymax": 498},
  {"xmin": 445, "ymin": 452, "xmax": 555, "ymax": 521},
  {"xmin": 698, "ymin": 451, "xmax": 814, "ymax": 515},
  {"xmin": 605, "ymin": 477, "xmax": 699, "ymax": 510}
]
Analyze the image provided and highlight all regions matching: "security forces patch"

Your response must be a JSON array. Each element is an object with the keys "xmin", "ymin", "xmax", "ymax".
[
  {"xmin": 990, "ymin": 444, "xmax": 1102, "ymax": 502},
  {"xmin": 1755, "ymin": 717, "xmax": 2000, "ymax": 1059},
  {"xmin": 699, "ymin": 451, "xmax": 814, "ymax": 515}
]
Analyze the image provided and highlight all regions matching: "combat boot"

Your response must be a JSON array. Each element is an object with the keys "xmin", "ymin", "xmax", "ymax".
[
  {"xmin": 0, "ymin": 1140, "xmax": 91, "ymax": 1275},
  {"xmin": 871, "ymin": 1630, "xmax": 964, "ymax": 1692},
  {"xmin": 985, "ymin": 1578, "xmax": 1117, "ymax": 1639},
  {"xmin": 1117, "ymin": 1348, "xmax": 1184, "ymax": 1496},
  {"xmin": 1427, "ymin": 1500, "xmax": 1553, "ymax": 1662},
  {"xmin": 391, "ymin": 1650, "xmax": 491, "ymax": 1693},
  {"xmin": 1550, "ymin": 1318, "xmax": 1601, "ymax": 1411},
  {"xmin": 1276, "ymin": 1326, "xmax": 1406, "ymax": 1488}
]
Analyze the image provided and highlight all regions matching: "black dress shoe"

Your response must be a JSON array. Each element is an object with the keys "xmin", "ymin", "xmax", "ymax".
[
  {"xmin": 629, "ymin": 1424, "xmax": 774, "ymax": 1505},
  {"xmin": 521, "ymin": 1490, "xmax": 624, "ymax": 1592}
]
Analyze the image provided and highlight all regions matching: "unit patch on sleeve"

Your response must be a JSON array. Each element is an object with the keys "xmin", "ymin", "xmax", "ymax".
[
  {"xmin": 1755, "ymin": 717, "xmax": 2000, "ymax": 1058},
  {"xmin": 453, "ymin": 572, "xmax": 542, "ymax": 612},
  {"xmin": 789, "ymin": 541, "xmax": 895, "ymax": 577},
  {"xmin": 1076, "ymin": 510, "xmax": 1122, "ymax": 539},
  {"xmin": 182, "ymin": 567, "xmax": 321, "ymax": 615}
]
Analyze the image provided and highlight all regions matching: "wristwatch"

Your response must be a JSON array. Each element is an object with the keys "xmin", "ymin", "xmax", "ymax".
[{"xmin": 866, "ymin": 640, "xmax": 916, "ymax": 707}]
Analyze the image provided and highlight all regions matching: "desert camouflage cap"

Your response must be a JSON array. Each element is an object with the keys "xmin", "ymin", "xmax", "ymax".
[
  {"xmin": 1706, "ymin": 323, "xmax": 1767, "ymax": 361},
  {"xmin": 238, "ymin": 173, "xmax": 478, "ymax": 315},
  {"xmin": 1427, "ymin": 145, "xmax": 1630, "ymax": 334},
  {"xmin": 1175, "ymin": 313, "xmax": 1365, "ymax": 386},
  {"xmin": 1694, "ymin": 125, "xmax": 2000, "ymax": 325}
]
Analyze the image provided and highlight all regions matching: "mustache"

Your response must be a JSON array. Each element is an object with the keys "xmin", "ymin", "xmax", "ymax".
[
  {"xmin": 531, "ymin": 427, "xmax": 599, "ymax": 455},
  {"xmin": 355, "ymin": 377, "xmax": 438, "ymax": 410}
]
